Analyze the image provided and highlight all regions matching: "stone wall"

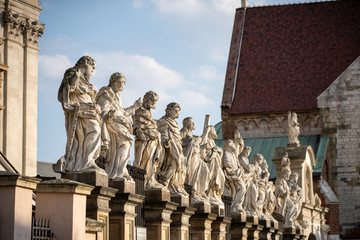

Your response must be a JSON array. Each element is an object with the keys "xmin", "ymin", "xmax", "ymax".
[
  {"xmin": 222, "ymin": 111, "xmax": 321, "ymax": 140},
  {"xmin": 0, "ymin": 0, "xmax": 43, "ymax": 176},
  {"xmin": 318, "ymin": 56, "xmax": 360, "ymax": 234}
]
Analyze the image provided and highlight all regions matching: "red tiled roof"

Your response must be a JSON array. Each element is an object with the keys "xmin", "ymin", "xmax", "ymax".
[{"xmin": 222, "ymin": 0, "xmax": 360, "ymax": 115}]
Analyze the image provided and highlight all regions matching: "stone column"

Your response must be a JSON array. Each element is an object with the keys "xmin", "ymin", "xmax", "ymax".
[
  {"xmin": 211, "ymin": 216, "xmax": 232, "ymax": 240},
  {"xmin": 259, "ymin": 218, "xmax": 279, "ymax": 240},
  {"xmin": 62, "ymin": 169, "xmax": 116, "ymax": 240},
  {"xmin": 109, "ymin": 179, "xmax": 145, "ymax": 240},
  {"xmin": 171, "ymin": 205, "xmax": 196, "ymax": 240},
  {"xmin": 0, "ymin": 172, "xmax": 40, "ymax": 240},
  {"xmin": 231, "ymin": 213, "xmax": 264, "ymax": 240},
  {"xmin": 144, "ymin": 188, "xmax": 178, "ymax": 240},
  {"xmin": 35, "ymin": 178, "xmax": 94, "ymax": 240},
  {"xmin": 87, "ymin": 186, "xmax": 117, "ymax": 240},
  {"xmin": 190, "ymin": 201, "xmax": 217, "ymax": 240},
  {"xmin": 282, "ymin": 226, "xmax": 305, "ymax": 240}
]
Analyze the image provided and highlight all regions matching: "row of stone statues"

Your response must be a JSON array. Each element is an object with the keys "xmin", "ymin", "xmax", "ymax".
[{"xmin": 54, "ymin": 56, "xmax": 302, "ymax": 225}]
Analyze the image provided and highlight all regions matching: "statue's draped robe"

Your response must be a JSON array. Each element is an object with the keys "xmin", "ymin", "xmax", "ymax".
[
  {"xmin": 239, "ymin": 154, "xmax": 258, "ymax": 214},
  {"xmin": 223, "ymin": 149, "xmax": 246, "ymax": 211},
  {"xmin": 133, "ymin": 106, "xmax": 164, "ymax": 187},
  {"xmin": 203, "ymin": 139, "xmax": 225, "ymax": 205},
  {"xmin": 157, "ymin": 116, "xmax": 186, "ymax": 194},
  {"xmin": 96, "ymin": 86, "xmax": 136, "ymax": 180},
  {"xmin": 58, "ymin": 68, "xmax": 101, "ymax": 172},
  {"xmin": 182, "ymin": 134, "xmax": 210, "ymax": 199}
]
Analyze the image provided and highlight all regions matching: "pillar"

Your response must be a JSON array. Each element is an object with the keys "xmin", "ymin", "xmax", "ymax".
[
  {"xmin": 35, "ymin": 178, "xmax": 94, "ymax": 240},
  {"xmin": 0, "ymin": 172, "xmax": 40, "ymax": 240}
]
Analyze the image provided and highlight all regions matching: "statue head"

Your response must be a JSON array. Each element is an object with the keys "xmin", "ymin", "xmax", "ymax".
[
  {"xmin": 290, "ymin": 172, "xmax": 298, "ymax": 183},
  {"xmin": 143, "ymin": 91, "xmax": 159, "ymax": 109},
  {"xmin": 208, "ymin": 125, "xmax": 217, "ymax": 139},
  {"xmin": 282, "ymin": 166, "xmax": 291, "ymax": 180},
  {"xmin": 165, "ymin": 102, "xmax": 181, "ymax": 119},
  {"xmin": 252, "ymin": 153, "xmax": 263, "ymax": 165},
  {"xmin": 224, "ymin": 139, "xmax": 236, "ymax": 153},
  {"xmin": 75, "ymin": 56, "xmax": 96, "ymax": 82},
  {"xmin": 109, "ymin": 72, "xmax": 126, "ymax": 93},
  {"xmin": 242, "ymin": 146, "xmax": 252, "ymax": 157},
  {"xmin": 182, "ymin": 117, "xmax": 195, "ymax": 132}
]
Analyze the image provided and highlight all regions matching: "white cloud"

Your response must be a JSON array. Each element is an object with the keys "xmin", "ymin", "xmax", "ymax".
[
  {"xmin": 212, "ymin": 0, "xmax": 241, "ymax": 15},
  {"xmin": 38, "ymin": 54, "xmax": 72, "ymax": 79},
  {"xmin": 191, "ymin": 65, "xmax": 223, "ymax": 82},
  {"xmin": 150, "ymin": 0, "xmax": 206, "ymax": 16},
  {"xmin": 132, "ymin": 0, "xmax": 144, "ymax": 8}
]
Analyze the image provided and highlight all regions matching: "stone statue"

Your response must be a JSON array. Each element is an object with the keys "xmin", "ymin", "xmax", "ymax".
[
  {"xmin": 181, "ymin": 117, "xmax": 210, "ymax": 203},
  {"xmin": 55, "ymin": 56, "xmax": 103, "ymax": 173},
  {"xmin": 240, "ymin": 146, "xmax": 259, "ymax": 215},
  {"xmin": 288, "ymin": 111, "xmax": 300, "ymax": 146},
  {"xmin": 133, "ymin": 91, "xmax": 164, "ymax": 189},
  {"xmin": 223, "ymin": 139, "xmax": 246, "ymax": 213},
  {"xmin": 202, "ymin": 126, "xmax": 225, "ymax": 206},
  {"xmin": 157, "ymin": 103, "xmax": 188, "ymax": 196},
  {"xmin": 281, "ymin": 152, "xmax": 291, "ymax": 170},
  {"xmin": 275, "ymin": 158, "xmax": 302, "ymax": 228},
  {"xmin": 287, "ymin": 172, "xmax": 302, "ymax": 224},
  {"xmin": 96, "ymin": 72, "xmax": 142, "ymax": 181},
  {"xmin": 253, "ymin": 154, "xmax": 267, "ymax": 218}
]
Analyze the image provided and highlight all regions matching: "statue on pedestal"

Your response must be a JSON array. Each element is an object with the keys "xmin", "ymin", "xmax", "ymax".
[
  {"xmin": 55, "ymin": 56, "xmax": 103, "ymax": 173},
  {"xmin": 180, "ymin": 117, "xmax": 210, "ymax": 203},
  {"xmin": 96, "ymin": 72, "xmax": 142, "ymax": 181},
  {"xmin": 133, "ymin": 91, "xmax": 164, "ymax": 189},
  {"xmin": 288, "ymin": 111, "xmax": 300, "ymax": 146},
  {"xmin": 202, "ymin": 126, "xmax": 225, "ymax": 206},
  {"xmin": 157, "ymin": 103, "xmax": 188, "ymax": 196},
  {"xmin": 223, "ymin": 139, "xmax": 246, "ymax": 213},
  {"xmin": 275, "ymin": 156, "xmax": 302, "ymax": 228}
]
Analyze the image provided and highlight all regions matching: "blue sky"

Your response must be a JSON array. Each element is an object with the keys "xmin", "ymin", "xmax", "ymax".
[{"xmin": 37, "ymin": 0, "xmax": 315, "ymax": 163}]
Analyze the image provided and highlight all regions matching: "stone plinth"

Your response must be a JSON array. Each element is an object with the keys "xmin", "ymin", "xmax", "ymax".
[
  {"xmin": 62, "ymin": 169, "xmax": 109, "ymax": 187},
  {"xmin": 35, "ymin": 178, "xmax": 94, "ymax": 240},
  {"xmin": 258, "ymin": 218, "xmax": 279, "ymax": 240},
  {"xmin": 231, "ymin": 213, "xmax": 264, "ymax": 240},
  {"xmin": 171, "ymin": 206, "xmax": 196, "ymax": 240},
  {"xmin": 211, "ymin": 216, "xmax": 231, "ymax": 240},
  {"xmin": 109, "ymin": 179, "xmax": 144, "ymax": 240},
  {"xmin": 87, "ymin": 186, "xmax": 117, "ymax": 240},
  {"xmin": 0, "ymin": 172, "xmax": 40, "ymax": 240},
  {"xmin": 170, "ymin": 193, "xmax": 195, "ymax": 240},
  {"xmin": 144, "ymin": 188, "xmax": 178, "ymax": 240},
  {"xmin": 189, "ymin": 211, "xmax": 217, "ymax": 240},
  {"xmin": 282, "ymin": 226, "xmax": 305, "ymax": 240}
]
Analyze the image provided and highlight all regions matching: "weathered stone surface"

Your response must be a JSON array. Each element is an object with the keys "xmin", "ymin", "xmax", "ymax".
[
  {"xmin": 62, "ymin": 170, "xmax": 109, "ymax": 187},
  {"xmin": 318, "ymin": 56, "xmax": 360, "ymax": 234}
]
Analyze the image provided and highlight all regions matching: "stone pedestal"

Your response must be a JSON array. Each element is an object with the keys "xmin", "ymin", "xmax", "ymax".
[
  {"xmin": 62, "ymin": 169, "xmax": 109, "ymax": 187},
  {"xmin": 258, "ymin": 218, "xmax": 279, "ymax": 240},
  {"xmin": 171, "ymin": 205, "xmax": 196, "ymax": 240},
  {"xmin": 0, "ymin": 172, "xmax": 40, "ymax": 240},
  {"xmin": 63, "ymin": 169, "xmax": 116, "ymax": 240},
  {"xmin": 36, "ymin": 179, "xmax": 94, "ymax": 240},
  {"xmin": 211, "ymin": 216, "xmax": 231, "ymax": 240},
  {"xmin": 282, "ymin": 226, "xmax": 305, "ymax": 240},
  {"xmin": 87, "ymin": 186, "xmax": 117, "ymax": 240},
  {"xmin": 231, "ymin": 213, "xmax": 263, "ymax": 240},
  {"xmin": 144, "ymin": 188, "xmax": 178, "ymax": 240},
  {"xmin": 109, "ymin": 179, "xmax": 144, "ymax": 240},
  {"xmin": 190, "ymin": 201, "xmax": 217, "ymax": 240}
]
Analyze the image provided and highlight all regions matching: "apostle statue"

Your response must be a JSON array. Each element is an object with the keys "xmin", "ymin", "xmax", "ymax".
[
  {"xmin": 55, "ymin": 56, "xmax": 103, "ymax": 173},
  {"xmin": 157, "ymin": 102, "xmax": 188, "ymax": 196},
  {"xmin": 202, "ymin": 125, "xmax": 225, "ymax": 206},
  {"xmin": 180, "ymin": 117, "xmax": 210, "ymax": 203},
  {"xmin": 133, "ymin": 91, "xmax": 164, "ymax": 189},
  {"xmin": 96, "ymin": 72, "xmax": 141, "ymax": 181},
  {"xmin": 223, "ymin": 139, "xmax": 246, "ymax": 213},
  {"xmin": 275, "ymin": 156, "xmax": 302, "ymax": 228}
]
